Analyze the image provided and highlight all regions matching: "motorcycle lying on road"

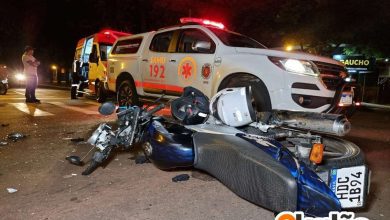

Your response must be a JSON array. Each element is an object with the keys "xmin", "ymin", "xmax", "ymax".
[{"xmin": 67, "ymin": 86, "xmax": 370, "ymax": 217}]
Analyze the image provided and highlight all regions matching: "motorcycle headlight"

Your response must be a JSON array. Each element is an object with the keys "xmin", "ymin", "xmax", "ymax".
[{"xmin": 268, "ymin": 56, "xmax": 319, "ymax": 77}]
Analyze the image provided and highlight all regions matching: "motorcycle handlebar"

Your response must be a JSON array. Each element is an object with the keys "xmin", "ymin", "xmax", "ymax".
[{"xmin": 142, "ymin": 104, "xmax": 165, "ymax": 119}]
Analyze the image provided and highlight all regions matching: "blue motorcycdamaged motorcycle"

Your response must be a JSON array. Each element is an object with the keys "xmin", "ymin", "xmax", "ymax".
[{"xmin": 66, "ymin": 87, "xmax": 370, "ymax": 217}]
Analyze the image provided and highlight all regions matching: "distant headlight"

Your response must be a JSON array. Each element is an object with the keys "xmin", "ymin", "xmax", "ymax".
[
  {"xmin": 268, "ymin": 56, "xmax": 319, "ymax": 77},
  {"xmin": 15, "ymin": 73, "xmax": 26, "ymax": 81}
]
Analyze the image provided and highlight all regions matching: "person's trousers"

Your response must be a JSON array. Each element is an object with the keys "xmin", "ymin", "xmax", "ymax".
[{"xmin": 25, "ymin": 75, "xmax": 38, "ymax": 101}]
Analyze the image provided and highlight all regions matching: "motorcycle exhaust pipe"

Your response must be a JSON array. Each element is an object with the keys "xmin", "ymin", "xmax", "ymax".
[{"xmin": 260, "ymin": 111, "xmax": 351, "ymax": 136}]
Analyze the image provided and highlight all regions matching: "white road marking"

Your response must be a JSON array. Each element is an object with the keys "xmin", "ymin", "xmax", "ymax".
[
  {"xmin": 13, "ymin": 90, "xmax": 25, "ymax": 95},
  {"xmin": 0, "ymin": 97, "xmax": 69, "ymax": 100},
  {"xmin": 48, "ymin": 102, "xmax": 99, "ymax": 115},
  {"xmin": 9, "ymin": 103, "xmax": 54, "ymax": 116}
]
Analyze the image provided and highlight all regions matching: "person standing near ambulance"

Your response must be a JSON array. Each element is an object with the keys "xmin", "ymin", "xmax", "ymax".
[{"xmin": 22, "ymin": 46, "xmax": 41, "ymax": 103}]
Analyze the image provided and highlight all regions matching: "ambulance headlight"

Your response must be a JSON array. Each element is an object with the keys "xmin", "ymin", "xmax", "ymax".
[{"xmin": 268, "ymin": 57, "xmax": 319, "ymax": 77}]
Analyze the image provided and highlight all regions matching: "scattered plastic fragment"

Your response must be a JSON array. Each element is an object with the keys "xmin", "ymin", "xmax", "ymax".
[
  {"xmin": 134, "ymin": 155, "xmax": 150, "ymax": 164},
  {"xmin": 63, "ymin": 173, "xmax": 78, "ymax": 179},
  {"xmin": 0, "ymin": 141, "xmax": 8, "ymax": 146},
  {"xmin": 172, "ymin": 174, "xmax": 190, "ymax": 182},
  {"xmin": 70, "ymin": 137, "xmax": 84, "ymax": 142},
  {"xmin": 7, "ymin": 188, "xmax": 18, "ymax": 193},
  {"xmin": 7, "ymin": 132, "xmax": 26, "ymax": 142}
]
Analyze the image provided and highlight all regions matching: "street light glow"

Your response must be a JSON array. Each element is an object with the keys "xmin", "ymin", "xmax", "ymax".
[
  {"xmin": 285, "ymin": 45, "xmax": 293, "ymax": 51},
  {"xmin": 51, "ymin": 65, "xmax": 57, "ymax": 70}
]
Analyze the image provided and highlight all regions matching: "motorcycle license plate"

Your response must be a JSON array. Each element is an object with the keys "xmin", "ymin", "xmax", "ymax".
[
  {"xmin": 329, "ymin": 165, "xmax": 370, "ymax": 208},
  {"xmin": 340, "ymin": 92, "xmax": 353, "ymax": 106}
]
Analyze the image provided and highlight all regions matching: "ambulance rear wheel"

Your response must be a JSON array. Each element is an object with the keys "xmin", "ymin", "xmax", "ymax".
[
  {"xmin": 96, "ymin": 81, "xmax": 107, "ymax": 103},
  {"xmin": 117, "ymin": 80, "xmax": 139, "ymax": 107},
  {"xmin": 71, "ymin": 86, "xmax": 77, "ymax": 99}
]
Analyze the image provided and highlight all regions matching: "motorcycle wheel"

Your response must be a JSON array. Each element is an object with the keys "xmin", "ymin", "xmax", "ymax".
[
  {"xmin": 0, "ymin": 83, "xmax": 7, "ymax": 95},
  {"xmin": 315, "ymin": 136, "xmax": 365, "ymax": 170},
  {"xmin": 82, "ymin": 159, "xmax": 100, "ymax": 175}
]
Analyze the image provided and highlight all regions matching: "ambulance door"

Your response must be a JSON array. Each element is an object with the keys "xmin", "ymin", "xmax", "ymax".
[
  {"xmin": 141, "ymin": 30, "xmax": 179, "ymax": 97},
  {"xmin": 88, "ymin": 44, "xmax": 99, "ymax": 91},
  {"xmin": 167, "ymin": 28, "xmax": 216, "ymax": 97}
]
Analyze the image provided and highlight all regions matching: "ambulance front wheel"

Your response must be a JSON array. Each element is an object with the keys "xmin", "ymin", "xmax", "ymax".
[{"xmin": 219, "ymin": 74, "xmax": 272, "ymax": 112}]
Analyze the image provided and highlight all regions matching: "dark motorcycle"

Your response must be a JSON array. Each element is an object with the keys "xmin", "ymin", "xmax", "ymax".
[
  {"xmin": 67, "ymin": 87, "xmax": 370, "ymax": 217},
  {"xmin": 0, "ymin": 74, "xmax": 8, "ymax": 95}
]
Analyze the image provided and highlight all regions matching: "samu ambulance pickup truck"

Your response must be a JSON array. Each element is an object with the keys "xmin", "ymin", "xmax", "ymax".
[{"xmin": 105, "ymin": 18, "xmax": 358, "ymax": 114}]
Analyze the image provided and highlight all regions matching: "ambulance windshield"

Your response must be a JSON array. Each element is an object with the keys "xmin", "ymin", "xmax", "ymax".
[{"xmin": 209, "ymin": 28, "xmax": 266, "ymax": 49}]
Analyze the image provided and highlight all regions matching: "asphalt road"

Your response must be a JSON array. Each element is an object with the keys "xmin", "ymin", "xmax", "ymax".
[{"xmin": 0, "ymin": 88, "xmax": 389, "ymax": 220}]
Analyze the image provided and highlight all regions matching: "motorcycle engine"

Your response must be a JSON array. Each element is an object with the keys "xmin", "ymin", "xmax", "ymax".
[{"xmin": 88, "ymin": 123, "xmax": 113, "ymax": 151}]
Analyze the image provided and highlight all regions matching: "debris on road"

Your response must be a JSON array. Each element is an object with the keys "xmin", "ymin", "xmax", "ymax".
[
  {"xmin": 7, "ymin": 132, "xmax": 26, "ymax": 142},
  {"xmin": 1, "ymin": 123, "xmax": 9, "ymax": 127},
  {"xmin": 172, "ymin": 174, "xmax": 190, "ymax": 182},
  {"xmin": 63, "ymin": 173, "xmax": 78, "ymax": 179},
  {"xmin": 70, "ymin": 137, "xmax": 84, "ymax": 142},
  {"xmin": 6, "ymin": 188, "xmax": 18, "ymax": 193},
  {"xmin": 0, "ymin": 141, "xmax": 8, "ymax": 146},
  {"xmin": 132, "ymin": 155, "xmax": 150, "ymax": 164}
]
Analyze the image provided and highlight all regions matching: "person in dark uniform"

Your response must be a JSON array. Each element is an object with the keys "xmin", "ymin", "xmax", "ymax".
[{"xmin": 71, "ymin": 58, "xmax": 82, "ymax": 99}]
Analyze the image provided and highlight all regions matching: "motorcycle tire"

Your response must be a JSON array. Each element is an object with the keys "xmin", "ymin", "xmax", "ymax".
[
  {"xmin": 316, "ymin": 136, "xmax": 365, "ymax": 170},
  {"xmin": 82, "ymin": 159, "xmax": 100, "ymax": 175}
]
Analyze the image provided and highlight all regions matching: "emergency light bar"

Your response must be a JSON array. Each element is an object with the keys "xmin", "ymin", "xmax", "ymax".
[{"xmin": 180, "ymin": 17, "xmax": 225, "ymax": 29}]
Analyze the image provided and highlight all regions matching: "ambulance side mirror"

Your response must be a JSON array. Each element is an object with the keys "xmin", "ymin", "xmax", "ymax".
[{"xmin": 192, "ymin": 41, "xmax": 211, "ymax": 53}]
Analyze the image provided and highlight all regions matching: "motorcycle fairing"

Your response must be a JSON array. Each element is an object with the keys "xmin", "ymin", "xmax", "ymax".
[
  {"xmin": 144, "ymin": 120, "xmax": 195, "ymax": 170},
  {"xmin": 237, "ymin": 133, "xmax": 341, "ymax": 216},
  {"xmin": 193, "ymin": 132, "xmax": 298, "ymax": 213}
]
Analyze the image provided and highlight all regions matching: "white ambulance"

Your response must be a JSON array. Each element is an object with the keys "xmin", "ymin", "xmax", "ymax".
[{"xmin": 106, "ymin": 18, "xmax": 357, "ymax": 113}]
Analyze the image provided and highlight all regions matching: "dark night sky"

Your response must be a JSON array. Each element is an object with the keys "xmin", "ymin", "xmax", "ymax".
[{"xmin": 1, "ymin": 0, "xmax": 389, "ymax": 75}]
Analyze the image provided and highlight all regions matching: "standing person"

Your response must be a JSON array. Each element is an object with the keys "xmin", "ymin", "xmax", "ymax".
[
  {"xmin": 22, "ymin": 46, "xmax": 41, "ymax": 103},
  {"xmin": 71, "ymin": 57, "xmax": 82, "ymax": 99}
]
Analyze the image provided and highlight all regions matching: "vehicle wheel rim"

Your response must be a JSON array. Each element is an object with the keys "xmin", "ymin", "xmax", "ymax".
[{"xmin": 118, "ymin": 84, "xmax": 133, "ymax": 107}]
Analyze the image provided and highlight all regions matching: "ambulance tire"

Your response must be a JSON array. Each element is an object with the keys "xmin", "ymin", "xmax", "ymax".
[
  {"xmin": 117, "ymin": 80, "xmax": 139, "ymax": 107},
  {"xmin": 96, "ymin": 81, "xmax": 107, "ymax": 103},
  {"xmin": 220, "ymin": 75, "xmax": 272, "ymax": 121},
  {"xmin": 71, "ymin": 86, "xmax": 77, "ymax": 99}
]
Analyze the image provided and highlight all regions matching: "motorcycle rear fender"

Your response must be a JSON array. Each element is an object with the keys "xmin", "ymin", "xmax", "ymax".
[{"xmin": 193, "ymin": 132, "xmax": 298, "ymax": 212}]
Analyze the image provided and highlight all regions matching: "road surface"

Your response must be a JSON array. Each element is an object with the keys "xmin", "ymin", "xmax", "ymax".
[{"xmin": 0, "ymin": 88, "xmax": 389, "ymax": 220}]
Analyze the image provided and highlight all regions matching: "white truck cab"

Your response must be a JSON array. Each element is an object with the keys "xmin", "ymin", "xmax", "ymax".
[{"xmin": 107, "ymin": 18, "xmax": 356, "ymax": 113}]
